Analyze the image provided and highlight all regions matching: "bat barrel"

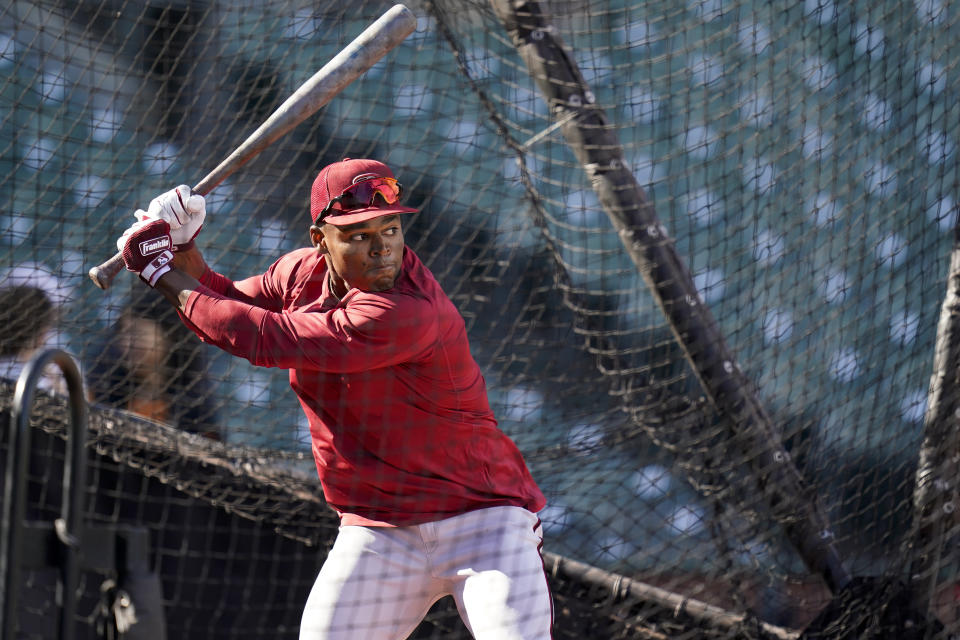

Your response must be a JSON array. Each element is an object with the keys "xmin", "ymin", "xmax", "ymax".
[
  {"xmin": 89, "ymin": 4, "xmax": 417, "ymax": 291},
  {"xmin": 192, "ymin": 4, "xmax": 416, "ymax": 196}
]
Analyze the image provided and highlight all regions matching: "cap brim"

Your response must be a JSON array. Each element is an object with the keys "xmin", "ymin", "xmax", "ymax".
[{"xmin": 321, "ymin": 205, "xmax": 419, "ymax": 226}]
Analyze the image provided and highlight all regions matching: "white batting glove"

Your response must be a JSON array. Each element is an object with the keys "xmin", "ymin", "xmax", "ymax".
[{"xmin": 136, "ymin": 185, "xmax": 205, "ymax": 250}]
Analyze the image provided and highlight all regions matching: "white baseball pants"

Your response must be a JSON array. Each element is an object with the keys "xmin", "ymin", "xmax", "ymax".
[{"xmin": 299, "ymin": 506, "xmax": 553, "ymax": 640}]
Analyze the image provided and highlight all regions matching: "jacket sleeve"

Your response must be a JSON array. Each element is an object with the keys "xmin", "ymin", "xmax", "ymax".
[
  {"xmin": 181, "ymin": 287, "xmax": 438, "ymax": 373},
  {"xmin": 195, "ymin": 262, "xmax": 287, "ymax": 312},
  {"xmin": 176, "ymin": 252, "xmax": 305, "ymax": 338}
]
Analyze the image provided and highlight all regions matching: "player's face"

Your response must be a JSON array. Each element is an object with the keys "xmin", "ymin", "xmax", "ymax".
[{"xmin": 318, "ymin": 214, "xmax": 405, "ymax": 293}]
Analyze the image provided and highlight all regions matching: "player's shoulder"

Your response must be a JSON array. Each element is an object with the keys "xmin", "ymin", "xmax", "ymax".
[
  {"xmin": 269, "ymin": 247, "xmax": 322, "ymax": 279},
  {"xmin": 277, "ymin": 246, "xmax": 320, "ymax": 266},
  {"xmin": 262, "ymin": 247, "xmax": 323, "ymax": 298}
]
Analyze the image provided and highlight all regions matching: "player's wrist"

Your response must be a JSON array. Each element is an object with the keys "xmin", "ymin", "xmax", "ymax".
[
  {"xmin": 171, "ymin": 242, "xmax": 209, "ymax": 279},
  {"xmin": 139, "ymin": 250, "xmax": 174, "ymax": 287},
  {"xmin": 152, "ymin": 267, "xmax": 202, "ymax": 311}
]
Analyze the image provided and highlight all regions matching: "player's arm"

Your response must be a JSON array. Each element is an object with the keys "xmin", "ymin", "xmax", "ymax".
[
  {"xmin": 179, "ymin": 289, "xmax": 438, "ymax": 371},
  {"xmin": 127, "ymin": 186, "xmax": 285, "ymax": 308},
  {"xmin": 115, "ymin": 218, "xmax": 264, "ymax": 354},
  {"xmin": 171, "ymin": 243, "xmax": 210, "ymax": 282},
  {"xmin": 156, "ymin": 268, "xmax": 201, "ymax": 311},
  {"xmin": 115, "ymin": 187, "xmax": 293, "ymax": 354},
  {"xmin": 119, "ymin": 216, "xmax": 434, "ymax": 370}
]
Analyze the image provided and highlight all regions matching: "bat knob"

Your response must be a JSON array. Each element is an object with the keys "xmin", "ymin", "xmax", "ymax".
[
  {"xmin": 89, "ymin": 252, "xmax": 125, "ymax": 290},
  {"xmin": 88, "ymin": 266, "xmax": 109, "ymax": 290}
]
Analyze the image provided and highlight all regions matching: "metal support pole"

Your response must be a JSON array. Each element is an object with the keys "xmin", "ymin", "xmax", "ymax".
[{"xmin": 908, "ymin": 216, "xmax": 960, "ymax": 627}]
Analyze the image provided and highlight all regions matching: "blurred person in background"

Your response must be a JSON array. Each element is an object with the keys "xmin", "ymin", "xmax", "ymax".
[
  {"xmin": 0, "ymin": 282, "xmax": 67, "ymax": 395},
  {"xmin": 86, "ymin": 288, "xmax": 221, "ymax": 440}
]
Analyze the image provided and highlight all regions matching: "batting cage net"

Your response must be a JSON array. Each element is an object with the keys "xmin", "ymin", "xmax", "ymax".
[{"xmin": 1, "ymin": 0, "xmax": 958, "ymax": 638}]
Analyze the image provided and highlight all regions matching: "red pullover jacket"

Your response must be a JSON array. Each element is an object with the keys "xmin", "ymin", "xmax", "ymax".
[{"xmin": 178, "ymin": 246, "xmax": 545, "ymax": 526}]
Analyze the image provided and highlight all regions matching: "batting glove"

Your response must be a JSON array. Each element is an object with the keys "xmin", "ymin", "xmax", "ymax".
[
  {"xmin": 117, "ymin": 219, "xmax": 175, "ymax": 287},
  {"xmin": 136, "ymin": 185, "xmax": 205, "ymax": 250}
]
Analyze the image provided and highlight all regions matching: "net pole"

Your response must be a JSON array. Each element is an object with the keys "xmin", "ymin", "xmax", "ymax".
[
  {"xmin": 488, "ymin": 0, "xmax": 851, "ymax": 593},
  {"xmin": 543, "ymin": 552, "xmax": 800, "ymax": 640},
  {"xmin": 908, "ymin": 215, "xmax": 960, "ymax": 622}
]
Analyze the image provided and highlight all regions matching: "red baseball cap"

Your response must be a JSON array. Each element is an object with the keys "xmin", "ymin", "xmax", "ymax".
[{"xmin": 310, "ymin": 158, "xmax": 418, "ymax": 225}]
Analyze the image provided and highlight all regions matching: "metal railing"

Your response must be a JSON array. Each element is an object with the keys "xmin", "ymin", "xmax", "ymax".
[{"xmin": 0, "ymin": 349, "xmax": 88, "ymax": 640}]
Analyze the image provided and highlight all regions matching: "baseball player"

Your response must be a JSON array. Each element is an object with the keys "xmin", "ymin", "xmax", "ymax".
[{"xmin": 115, "ymin": 158, "xmax": 553, "ymax": 639}]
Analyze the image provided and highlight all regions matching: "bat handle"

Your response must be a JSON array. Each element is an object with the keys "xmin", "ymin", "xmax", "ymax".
[{"xmin": 88, "ymin": 252, "xmax": 126, "ymax": 290}]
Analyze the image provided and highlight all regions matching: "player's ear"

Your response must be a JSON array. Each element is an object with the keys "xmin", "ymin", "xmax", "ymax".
[{"xmin": 309, "ymin": 224, "xmax": 327, "ymax": 253}]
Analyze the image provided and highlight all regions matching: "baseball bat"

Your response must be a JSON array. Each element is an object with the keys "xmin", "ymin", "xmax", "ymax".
[{"xmin": 89, "ymin": 3, "xmax": 417, "ymax": 290}]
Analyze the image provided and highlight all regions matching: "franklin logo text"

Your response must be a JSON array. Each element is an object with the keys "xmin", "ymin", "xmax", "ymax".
[{"xmin": 139, "ymin": 236, "xmax": 172, "ymax": 255}]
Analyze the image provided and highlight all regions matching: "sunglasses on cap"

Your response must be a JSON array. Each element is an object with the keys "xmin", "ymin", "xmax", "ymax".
[{"xmin": 318, "ymin": 177, "xmax": 404, "ymax": 222}]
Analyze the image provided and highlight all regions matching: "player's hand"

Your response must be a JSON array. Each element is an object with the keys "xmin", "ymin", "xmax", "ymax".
[
  {"xmin": 116, "ymin": 219, "xmax": 175, "ymax": 287},
  {"xmin": 136, "ymin": 185, "xmax": 206, "ymax": 250}
]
